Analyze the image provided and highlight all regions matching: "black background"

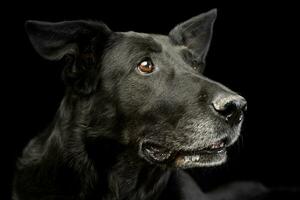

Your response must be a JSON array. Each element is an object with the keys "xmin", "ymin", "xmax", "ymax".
[{"xmin": 2, "ymin": 1, "xmax": 299, "ymax": 199}]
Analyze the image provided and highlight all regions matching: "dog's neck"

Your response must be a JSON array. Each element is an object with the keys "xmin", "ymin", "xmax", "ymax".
[
  {"xmin": 103, "ymin": 155, "xmax": 171, "ymax": 200},
  {"xmin": 79, "ymin": 136, "xmax": 171, "ymax": 200},
  {"xmin": 49, "ymin": 97, "xmax": 171, "ymax": 200}
]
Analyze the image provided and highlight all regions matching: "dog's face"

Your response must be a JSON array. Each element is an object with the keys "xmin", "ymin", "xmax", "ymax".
[{"xmin": 26, "ymin": 9, "xmax": 247, "ymax": 169}]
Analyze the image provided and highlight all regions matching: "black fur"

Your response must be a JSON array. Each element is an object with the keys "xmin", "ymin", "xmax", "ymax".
[{"xmin": 13, "ymin": 9, "xmax": 271, "ymax": 200}]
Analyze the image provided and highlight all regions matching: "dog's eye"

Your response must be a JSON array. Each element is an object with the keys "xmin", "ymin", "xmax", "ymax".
[{"xmin": 137, "ymin": 59, "xmax": 155, "ymax": 74}]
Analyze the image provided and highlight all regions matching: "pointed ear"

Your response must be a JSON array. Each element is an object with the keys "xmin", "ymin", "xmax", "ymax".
[
  {"xmin": 25, "ymin": 20, "xmax": 112, "ymax": 95},
  {"xmin": 169, "ymin": 9, "xmax": 217, "ymax": 64}
]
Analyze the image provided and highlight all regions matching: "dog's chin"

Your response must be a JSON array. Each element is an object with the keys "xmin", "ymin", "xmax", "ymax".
[{"xmin": 140, "ymin": 138, "xmax": 231, "ymax": 169}]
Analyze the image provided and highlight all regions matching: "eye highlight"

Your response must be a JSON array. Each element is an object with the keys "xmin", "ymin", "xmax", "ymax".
[{"xmin": 137, "ymin": 58, "xmax": 156, "ymax": 75}]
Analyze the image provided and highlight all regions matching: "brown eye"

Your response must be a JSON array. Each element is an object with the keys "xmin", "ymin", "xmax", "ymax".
[{"xmin": 137, "ymin": 59, "xmax": 155, "ymax": 74}]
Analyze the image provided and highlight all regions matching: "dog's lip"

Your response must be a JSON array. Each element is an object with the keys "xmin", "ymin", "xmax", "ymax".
[
  {"xmin": 141, "ymin": 138, "xmax": 229, "ymax": 165},
  {"xmin": 196, "ymin": 139, "xmax": 227, "ymax": 153},
  {"xmin": 175, "ymin": 138, "xmax": 228, "ymax": 157},
  {"xmin": 142, "ymin": 142, "xmax": 173, "ymax": 163}
]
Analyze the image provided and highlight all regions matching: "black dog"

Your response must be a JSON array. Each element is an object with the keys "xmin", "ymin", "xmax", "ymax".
[{"xmin": 13, "ymin": 9, "xmax": 269, "ymax": 200}]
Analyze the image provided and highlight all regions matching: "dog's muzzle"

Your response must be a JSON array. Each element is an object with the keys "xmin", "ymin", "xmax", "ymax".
[{"xmin": 139, "ymin": 94, "xmax": 247, "ymax": 169}]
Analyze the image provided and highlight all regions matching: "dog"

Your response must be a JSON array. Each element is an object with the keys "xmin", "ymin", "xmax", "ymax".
[{"xmin": 13, "ymin": 9, "xmax": 269, "ymax": 200}]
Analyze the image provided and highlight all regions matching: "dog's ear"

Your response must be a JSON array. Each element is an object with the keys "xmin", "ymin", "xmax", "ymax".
[
  {"xmin": 169, "ymin": 9, "xmax": 217, "ymax": 68},
  {"xmin": 25, "ymin": 20, "xmax": 111, "ymax": 60},
  {"xmin": 25, "ymin": 20, "xmax": 112, "ymax": 95}
]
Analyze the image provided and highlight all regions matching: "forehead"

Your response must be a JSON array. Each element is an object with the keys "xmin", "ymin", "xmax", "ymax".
[
  {"xmin": 117, "ymin": 31, "xmax": 186, "ymax": 54},
  {"xmin": 102, "ymin": 31, "xmax": 191, "ymax": 74},
  {"xmin": 101, "ymin": 31, "xmax": 193, "ymax": 79}
]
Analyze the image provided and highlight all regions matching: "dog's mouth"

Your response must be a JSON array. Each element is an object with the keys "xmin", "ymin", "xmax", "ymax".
[{"xmin": 141, "ymin": 138, "xmax": 230, "ymax": 168}]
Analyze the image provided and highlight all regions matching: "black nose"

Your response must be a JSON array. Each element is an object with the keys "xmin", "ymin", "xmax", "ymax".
[{"xmin": 212, "ymin": 95, "xmax": 247, "ymax": 124}]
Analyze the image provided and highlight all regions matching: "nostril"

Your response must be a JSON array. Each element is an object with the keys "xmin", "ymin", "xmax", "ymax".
[
  {"xmin": 212, "ymin": 96, "xmax": 247, "ymax": 124},
  {"xmin": 216, "ymin": 102, "xmax": 238, "ymax": 118}
]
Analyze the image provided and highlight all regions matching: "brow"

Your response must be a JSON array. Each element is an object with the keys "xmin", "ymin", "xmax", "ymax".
[
  {"xmin": 181, "ymin": 48, "xmax": 194, "ymax": 62},
  {"xmin": 128, "ymin": 36, "xmax": 163, "ymax": 53}
]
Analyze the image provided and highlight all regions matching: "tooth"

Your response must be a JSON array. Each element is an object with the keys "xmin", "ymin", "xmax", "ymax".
[{"xmin": 184, "ymin": 156, "xmax": 189, "ymax": 162}]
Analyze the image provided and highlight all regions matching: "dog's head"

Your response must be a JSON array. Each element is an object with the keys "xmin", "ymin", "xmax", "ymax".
[{"xmin": 26, "ymin": 9, "xmax": 247, "ymax": 169}]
